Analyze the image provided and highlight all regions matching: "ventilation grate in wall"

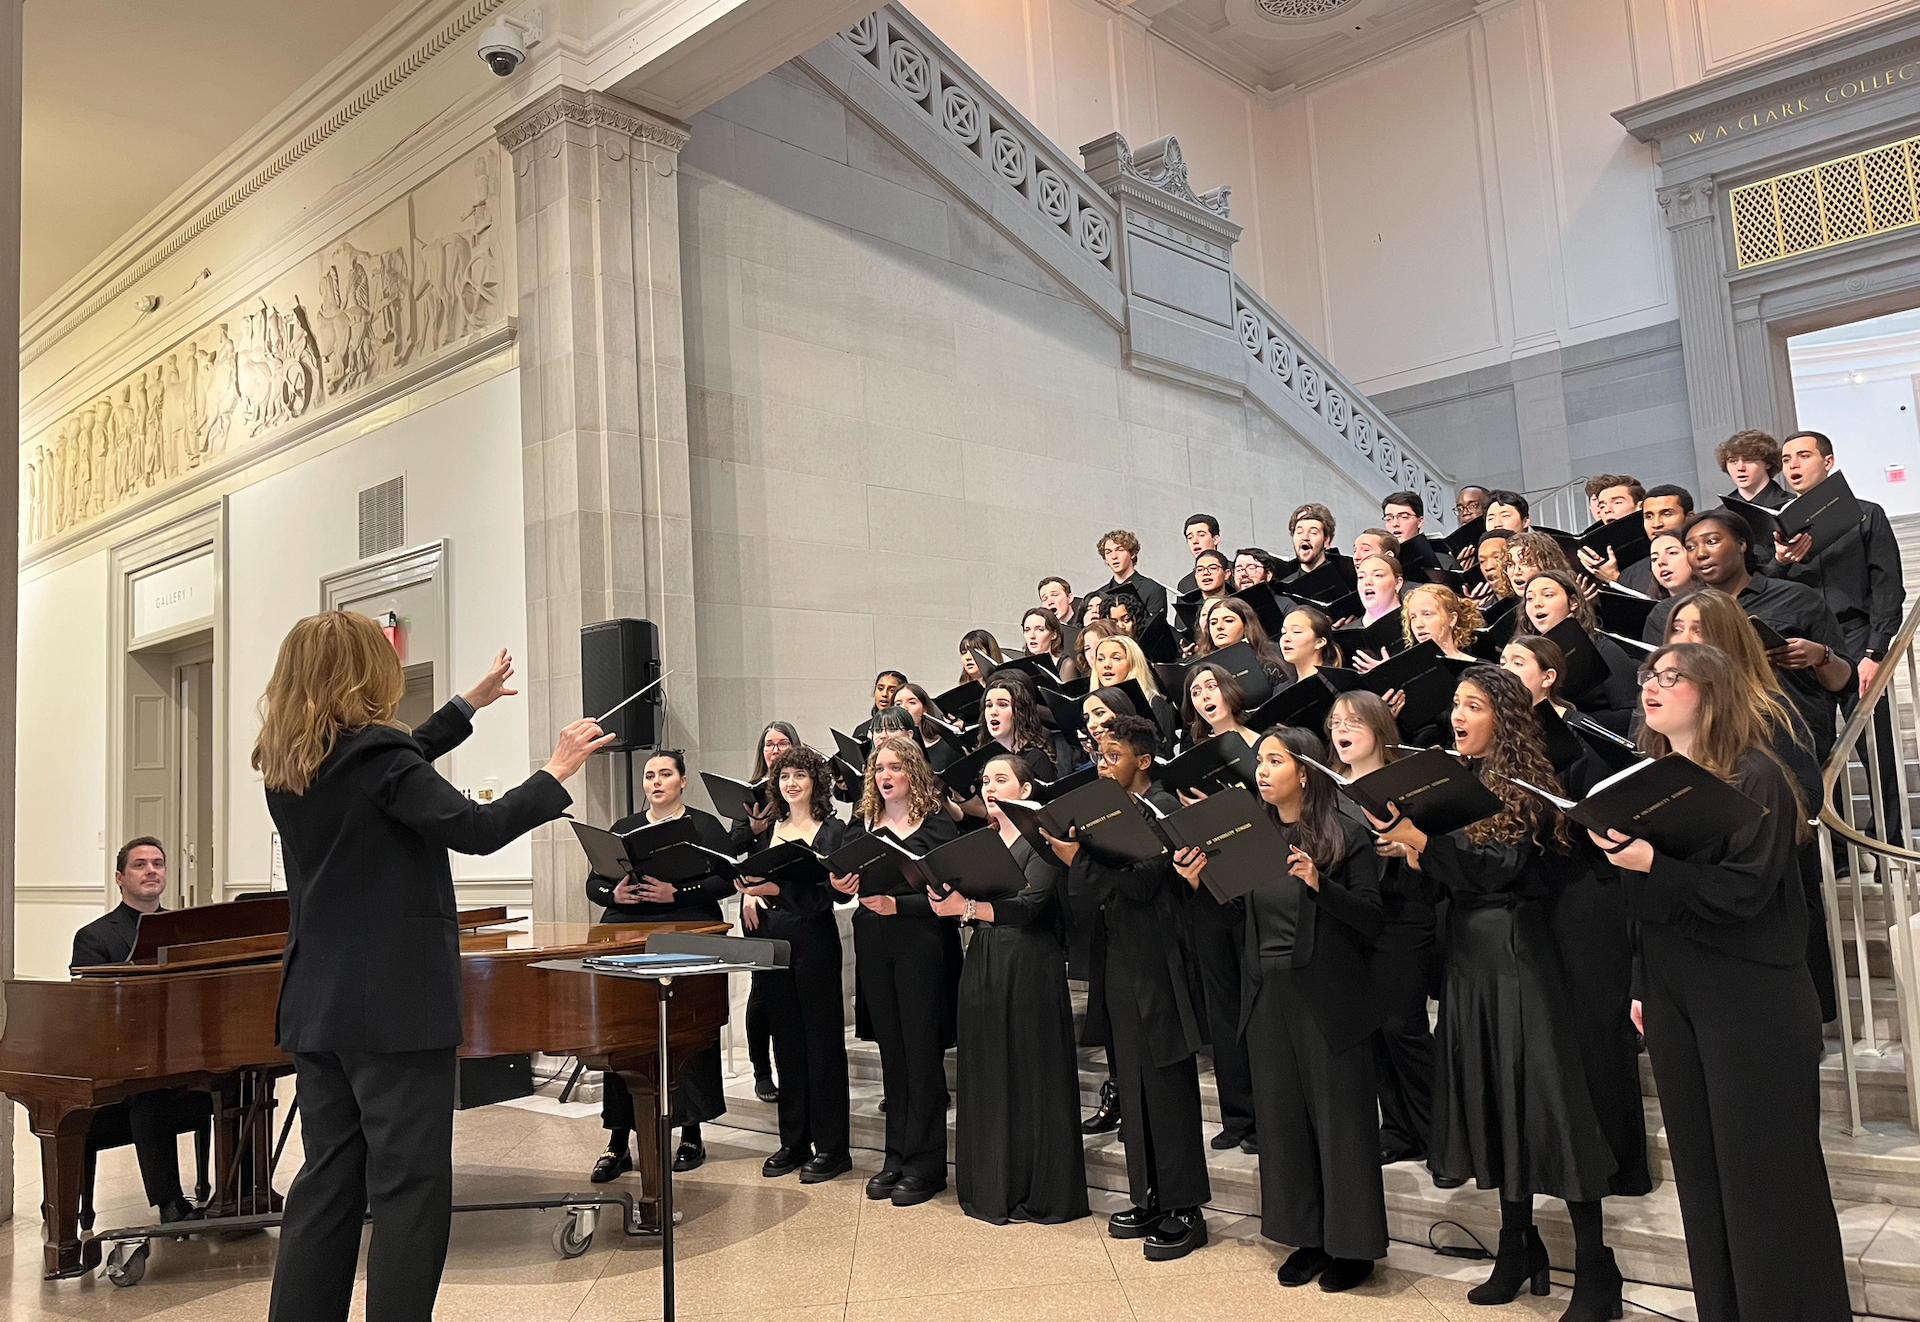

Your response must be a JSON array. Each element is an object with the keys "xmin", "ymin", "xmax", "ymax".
[
  {"xmin": 1731, "ymin": 134, "xmax": 1920, "ymax": 269},
  {"xmin": 358, "ymin": 477, "xmax": 406, "ymax": 559}
]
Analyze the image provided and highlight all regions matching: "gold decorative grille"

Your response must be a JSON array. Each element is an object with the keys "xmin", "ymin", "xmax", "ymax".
[{"xmin": 1731, "ymin": 134, "xmax": 1920, "ymax": 269}]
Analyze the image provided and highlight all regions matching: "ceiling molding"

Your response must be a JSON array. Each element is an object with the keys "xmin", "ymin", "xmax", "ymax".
[{"xmin": 22, "ymin": 0, "xmax": 509, "ymax": 367}]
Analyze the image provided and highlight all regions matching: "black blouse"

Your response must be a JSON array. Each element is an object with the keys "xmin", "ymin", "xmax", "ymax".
[
  {"xmin": 846, "ymin": 811, "xmax": 961, "ymax": 920},
  {"xmin": 586, "ymin": 805, "xmax": 734, "ymax": 921}
]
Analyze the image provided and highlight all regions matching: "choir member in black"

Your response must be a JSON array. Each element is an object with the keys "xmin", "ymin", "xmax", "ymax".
[
  {"xmin": 1523, "ymin": 570, "xmax": 1638, "ymax": 729},
  {"xmin": 1325, "ymin": 692, "xmax": 1436, "ymax": 1165},
  {"xmin": 1770, "ymin": 430, "xmax": 1907, "ymax": 843},
  {"xmin": 1485, "ymin": 489, "xmax": 1531, "ymax": 534},
  {"xmin": 1717, "ymin": 428, "xmax": 1792, "ymax": 509},
  {"xmin": 1022, "ymin": 606, "xmax": 1082, "ymax": 683},
  {"xmin": 1641, "ymin": 511, "xmax": 1852, "ymax": 759},
  {"xmin": 1372, "ymin": 666, "xmax": 1627, "ymax": 1322},
  {"xmin": 1573, "ymin": 475, "xmax": 1644, "ymax": 587},
  {"xmin": 1346, "ymin": 552, "xmax": 1404, "ymax": 642},
  {"xmin": 738, "ymin": 745, "xmax": 853, "ymax": 1183},
  {"xmin": 831, "ymin": 737, "xmax": 962, "ymax": 1206},
  {"xmin": 1648, "ymin": 530, "xmax": 1693, "ymax": 599},
  {"xmin": 1044, "ymin": 715, "xmax": 1211, "ymax": 1260},
  {"xmin": 1591, "ymin": 643, "xmax": 1850, "ymax": 1321},
  {"xmin": 1176, "ymin": 550, "xmax": 1234, "ymax": 645},
  {"xmin": 1662, "ymin": 588, "xmax": 1834, "ymax": 1020},
  {"xmin": 973, "ymin": 674, "xmax": 1055, "ymax": 784},
  {"xmin": 731, "ymin": 720, "xmax": 802, "ymax": 1102},
  {"xmin": 1196, "ymin": 597, "xmax": 1290, "ymax": 685},
  {"xmin": 853, "ymin": 670, "xmax": 908, "ymax": 740},
  {"xmin": 1505, "ymin": 530, "xmax": 1573, "ymax": 597},
  {"xmin": 894, "ymin": 682, "xmax": 961, "ymax": 775},
  {"xmin": 71, "ymin": 838, "xmax": 215, "ymax": 1225},
  {"xmin": 1097, "ymin": 528, "xmax": 1170, "ymax": 627},
  {"xmin": 1351, "ymin": 528, "xmax": 1398, "ymax": 566},
  {"xmin": 1076, "ymin": 618, "xmax": 1119, "ymax": 680},
  {"xmin": 1086, "ymin": 632, "xmax": 1179, "ymax": 751},
  {"xmin": 1582, "ymin": 483, "xmax": 1690, "ymax": 597},
  {"xmin": 1176, "ymin": 727, "xmax": 1388, "ymax": 1292},
  {"xmin": 1500, "ymin": 635, "xmax": 1577, "ymax": 726},
  {"xmin": 1178, "ymin": 513, "xmax": 1223, "ymax": 595},
  {"xmin": 1069, "ymin": 682, "xmax": 1139, "ymax": 1135},
  {"xmin": 957, "ymin": 629, "xmax": 1005, "ymax": 685},
  {"xmin": 259, "ymin": 622, "xmax": 600, "ymax": 1322},
  {"xmin": 1382, "ymin": 490, "xmax": 1449, "ymax": 575},
  {"xmin": 1288, "ymin": 503, "xmax": 1339, "ymax": 578},
  {"xmin": 1175, "ymin": 663, "xmax": 1258, "ymax": 1152},
  {"xmin": 585, "ymin": 750, "xmax": 734, "ymax": 1179},
  {"xmin": 1038, "ymin": 575, "xmax": 1084, "ymax": 628},
  {"xmin": 926, "ymin": 754, "xmax": 1090, "ymax": 1225},
  {"xmin": 1381, "ymin": 582, "xmax": 1481, "ymax": 741},
  {"xmin": 1470, "ymin": 530, "xmax": 1517, "ymax": 612},
  {"xmin": 1457, "ymin": 485, "xmax": 1490, "ymax": 523},
  {"xmin": 1233, "ymin": 547, "xmax": 1280, "ymax": 592},
  {"xmin": 1277, "ymin": 607, "xmax": 1341, "ymax": 685}
]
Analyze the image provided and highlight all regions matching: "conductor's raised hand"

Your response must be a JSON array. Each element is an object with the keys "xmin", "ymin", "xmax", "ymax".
[
  {"xmin": 1172, "ymin": 846, "xmax": 1207, "ymax": 891},
  {"xmin": 463, "ymin": 649, "xmax": 519, "ymax": 710},
  {"xmin": 544, "ymin": 719, "xmax": 617, "ymax": 782}
]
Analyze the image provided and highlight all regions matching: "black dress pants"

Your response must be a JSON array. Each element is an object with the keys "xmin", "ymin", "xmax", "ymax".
[
  {"xmin": 126, "ymin": 1088, "xmax": 213, "ymax": 1207},
  {"xmin": 1640, "ymin": 927, "xmax": 1850, "ymax": 1322},
  {"xmin": 766, "ymin": 914, "xmax": 850, "ymax": 1158},
  {"xmin": 1105, "ymin": 968, "xmax": 1210, "ymax": 1210},
  {"xmin": 1187, "ymin": 896, "xmax": 1255, "ymax": 1137},
  {"xmin": 1371, "ymin": 935, "xmax": 1437, "ymax": 1161},
  {"xmin": 269, "ymin": 1047, "xmax": 457, "ymax": 1322},
  {"xmin": 855, "ymin": 913, "xmax": 950, "ymax": 1181},
  {"xmin": 1248, "ymin": 964, "xmax": 1388, "ymax": 1260},
  {"xmin": 747, "ymin": 971, "xmax": 774, "ymax": 1080}
]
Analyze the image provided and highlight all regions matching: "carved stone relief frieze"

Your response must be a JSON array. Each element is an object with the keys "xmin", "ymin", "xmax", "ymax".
[{"xmin": 22, "ymin": 147, "xmax": 507, "ymax": 550}]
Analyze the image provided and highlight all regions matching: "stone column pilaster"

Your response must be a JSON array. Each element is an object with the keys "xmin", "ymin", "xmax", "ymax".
[
  {"xmin": 1658, "ymin": 176, "xmax": 1743, "ymax": 495},
  {"xmin": 498, "ymin": 88, "xmax": 699, "ymax": 921},
  {"xmin": 0, "ymin": 0, "xmax": 21, "ymax": 1224}
]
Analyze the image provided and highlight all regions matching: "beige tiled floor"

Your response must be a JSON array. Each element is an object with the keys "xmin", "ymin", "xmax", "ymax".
[{"xmin": 5, "ymin": 1096, "xmax": 1704, "ymax": 1321}]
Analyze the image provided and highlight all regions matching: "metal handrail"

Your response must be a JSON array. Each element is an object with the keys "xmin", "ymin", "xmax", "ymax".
[{"xmin": 1818, "ymin": 593, "xmax": 1920, "ymax": 1134}]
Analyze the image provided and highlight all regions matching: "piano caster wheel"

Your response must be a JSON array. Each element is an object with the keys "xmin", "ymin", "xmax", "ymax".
[
  {"xmin": 553, "ymin": 1207, "xmax": 597, "ymax": 1259},
  {"xmin": 104, "ymin": 1240, "xmax": 149, "ymax": 1288}
]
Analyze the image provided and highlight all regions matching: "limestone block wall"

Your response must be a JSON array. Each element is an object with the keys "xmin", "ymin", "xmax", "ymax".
[{"xmin": 679, "ymin": 65, "xmax": 1380, "ymax": 774}]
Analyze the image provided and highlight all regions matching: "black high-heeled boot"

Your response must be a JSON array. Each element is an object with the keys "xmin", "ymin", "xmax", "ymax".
[
  {"xmin": 1559, "ymin": 1247, "xmax": 1623, "ymax": 1321},
  {"xmin": 1082, "ymin": 1078, "xmax": 1120, "ymax": 1134},
  {"xmin": 1467, "ymin": 1225, "xmax": 1550, "ymax": 1305}
]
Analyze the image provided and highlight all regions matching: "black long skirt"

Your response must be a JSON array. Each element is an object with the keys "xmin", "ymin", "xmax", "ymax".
[
  {"xmin": 1430, "ymin": 902, "xmax": 1617, "ymax": 1201},
  {"xmin": 955, "ymin": 924, "xmax": 1089, "ymax": 1224}
]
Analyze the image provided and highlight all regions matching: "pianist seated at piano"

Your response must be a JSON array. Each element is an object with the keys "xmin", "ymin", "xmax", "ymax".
[{"xmin": 70, "ymin": 836, "xmax": 215, "ymax": 1227}]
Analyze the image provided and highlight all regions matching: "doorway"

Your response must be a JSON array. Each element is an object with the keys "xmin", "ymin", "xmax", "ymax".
[
  {"xmin": 1788, "ymin": 306, "xmax": 1920, "ymax": 520},
  {"xmin": 125, "ymin": 633, "xmax": 216, "ymax": 908}
]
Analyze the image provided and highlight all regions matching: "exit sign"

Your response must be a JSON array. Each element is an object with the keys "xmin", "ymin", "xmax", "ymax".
[{"xmin": 1890, "ymin": 464, "xmax": 1908, "ymax": 483}]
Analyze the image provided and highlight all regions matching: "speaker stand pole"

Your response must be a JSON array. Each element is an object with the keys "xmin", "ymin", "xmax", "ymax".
[{"xmin": 624, "ymin": 748, "xmax": 635, "ymax": 819}]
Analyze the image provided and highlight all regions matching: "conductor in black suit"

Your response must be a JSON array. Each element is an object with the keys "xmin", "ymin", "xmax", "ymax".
[
  {"xmin": 72, "ymin": 836, "xmax": 214, "ymax": 1224},
  {"xmin": 258, "ymin": 612, "xmax": 612, "ymax": 1322}
]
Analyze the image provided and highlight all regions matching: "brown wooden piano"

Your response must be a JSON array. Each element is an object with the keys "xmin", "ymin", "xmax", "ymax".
[{"xmin": 0, "ymin": 897, "xmax": 728, "ymax": 1279}]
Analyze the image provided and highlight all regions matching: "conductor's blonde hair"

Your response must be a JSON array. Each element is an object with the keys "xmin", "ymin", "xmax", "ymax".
[{"xmin": 252, "ymin": 611, "xmax": 407, "ymax": 794}]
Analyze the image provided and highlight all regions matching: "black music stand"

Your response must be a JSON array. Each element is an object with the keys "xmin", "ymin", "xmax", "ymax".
[{"xmin": 533, "ymin": 933, "xmax": 787, "ymax": 1322}]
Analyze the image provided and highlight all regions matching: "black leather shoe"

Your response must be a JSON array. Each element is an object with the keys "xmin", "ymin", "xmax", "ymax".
[
  {"xmin": 865, "ymin": 1169, "xmax": 902, "ymax": 1200},
  {"xmin": 1319, "ymin": 1258, "xmax": 1375, "ymax": 1293},
  {"xmin": 1082, "ymin": 1078, "xmax": 1120, "ymax": 1134},
  {"xmin": 1239, "ymin": 1134, "xmax": 1260, "ymax": 1155},
  {"xmin": 754, "ymin": 1075, "xmax": 780, "ymax": 1104},
  {"xmin": 591, "ymin": 1149, "xmax": 633, "ymax": 1184},
  {"xmin": 761, "ymin": 1146, "xmax": 809, "ymax": 1178},
  {"xmin": 158, "ymin": 1196, "xmax": 202, "ymax": 1225},
  {"xmin": 1107, "ymin": 1205, "xmax": 1163, "ymax": 1239},
  {"xmin": 799, "ymin": 1152, "xmax": 852, "ymax": 1184},
  {"xmin": 1142, "ymin": 1207, "xmax": 1207, "ymax": 1261},
  {"xmin": 1278, "ymin": 1246, "xmax": 1332, "ymax": 1286},
  {"xmin": 890, "ymin": 1174, "xmax": 945, "ymax": 1207},
  {"xmin": 672, "ymin": 1139, "xmax": 706, "ymax": 1172},
  {"xmin": 1211, "ymin": 1127, "xmax": 1250, "ymax": 1150}
]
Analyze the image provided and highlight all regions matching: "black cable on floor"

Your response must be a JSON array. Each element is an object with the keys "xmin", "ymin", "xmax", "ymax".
[{"xmin": 1425, "ymin": 1219, "xmax": 1492, "ymax": 1259}]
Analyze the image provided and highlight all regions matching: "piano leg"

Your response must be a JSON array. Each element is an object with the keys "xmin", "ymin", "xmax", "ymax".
[
  {"xmin": 611, "ymin": 1064, "xmax": 664, "ymax": 1231},
  {"xmin": 210, "ymin": 1069, "xmax": 285, "ymax": 1217},
  {"xmin": 26, "ymin": 1099, "xmax": 102, "ymax": 1278}
]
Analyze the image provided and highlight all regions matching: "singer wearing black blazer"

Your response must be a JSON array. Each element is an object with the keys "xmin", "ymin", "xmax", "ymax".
[{"xmin": 261, "ymin": 622, "xmax": 604, "ymax": 1322}]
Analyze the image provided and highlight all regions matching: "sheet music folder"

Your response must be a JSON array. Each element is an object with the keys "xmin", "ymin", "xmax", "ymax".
[{"xmin": 1508, "ymin": 754, "xmax": 1763, "ymax": 857}]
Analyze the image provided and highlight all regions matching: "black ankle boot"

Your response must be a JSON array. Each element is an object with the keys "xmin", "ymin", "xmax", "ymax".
[
  {"xmin": 1082, "ymin": 1078, "xmax": 1120, "ymax": 1134},
  {"xmin": 1467, "ymin": 1225, "xmax": 1550, "ymax": 1305},
  {"xmin": 1559, "ymin": 1247, "xmax": 1623, "ymax": 1321}
]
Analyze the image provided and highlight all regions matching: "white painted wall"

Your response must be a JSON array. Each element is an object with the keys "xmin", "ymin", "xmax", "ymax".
[
  {"xmin": 225, "ymin": 369, "xmax": 531, "ymax": 891},
  {"xmin": 1791, "ymin": 308, "xmax": 1920, "ymax": 518},
  {"xmin": 13, "ymin": 550, "xmax": 111, "ymax": 978}
]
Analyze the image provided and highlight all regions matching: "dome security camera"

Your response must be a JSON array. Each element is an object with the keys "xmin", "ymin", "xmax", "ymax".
[{"xmin": 478, "ymin": 11, "xmax": 542, "ymax": 77}]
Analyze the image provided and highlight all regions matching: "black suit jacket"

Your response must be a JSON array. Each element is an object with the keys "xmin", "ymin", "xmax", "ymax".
[
  {"xmin": 72, "ymin": 901, "xmax": 149, "ymax": 968},
  {"xmin": 586, "ymin": 805, "xmax": 734, "ymax": 922},
  {"xmin": 268, "ymin": 701, "xmax": 572, "ymax": 1054}
]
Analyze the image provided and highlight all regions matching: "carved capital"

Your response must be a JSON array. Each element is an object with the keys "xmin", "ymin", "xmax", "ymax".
[
  {"xmin": 1083, "ymin": 133, "xmax": 1232, "ymax": 220},
  {"xmin": 496, "ymin": 86, "xmax": 691, "ymax": 156},
  {"xmin": 1657, "ymin": 177, "xmax": 1717, "ymax": 229}
]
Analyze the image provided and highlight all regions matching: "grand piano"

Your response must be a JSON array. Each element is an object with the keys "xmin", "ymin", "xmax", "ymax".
[{"xmin": 0, "ymin": 896, "xmax": 729, "ymax": 1280}]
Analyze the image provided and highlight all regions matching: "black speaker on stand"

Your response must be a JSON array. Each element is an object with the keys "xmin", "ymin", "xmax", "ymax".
[{"xmin": 581, "ymin": 619, "xmax": 662, "ymax": 818}]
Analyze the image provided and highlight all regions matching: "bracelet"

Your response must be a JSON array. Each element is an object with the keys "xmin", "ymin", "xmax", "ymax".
[{"xmin": 963, "ymin": 898, "xmax": 977, "ymax": 923}]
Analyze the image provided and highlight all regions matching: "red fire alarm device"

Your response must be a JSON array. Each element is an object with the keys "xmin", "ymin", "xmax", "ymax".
[
  {"xmin": 1888, "ymin": 464, "xmax": 1907, "ymax": 484},
  {"xmin": 381, "ymin": 611, "xmax": 401, "ymax": 654}
]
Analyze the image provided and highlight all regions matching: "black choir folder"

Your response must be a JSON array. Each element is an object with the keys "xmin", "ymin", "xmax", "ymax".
[
  {"xmin": 569, "ymin": 818, "xmax": 736, "ymax": 885},
  {"xmin": 1722, "ymin": 471, "xmax": 1861, "ymax": 556},
  {"xmin": 1356, "ymin": 640, "xmax": 1473, "ymax": 730},
  {"xmin": 701, "ymin": 772, "xmax": 765, "ymax": 823},
  {"xmin": 1304, "ymin": 748, "xmax": 1503, "ymax": 836},
  {"xmin": 999, "ymin": 777, "xmax": 1169, "ymax": 867},
  {"xmin": 1158, "ymin": 788, "xmax": 1285, "ymax": 905},
  {"xmin": 1508, "ymin": 754, "xmax": 1762, "ymax": 857},
  {"xmin": 917, "ymin": 828, "xmax": 1031, "ymax": 901},
  {"xmin": 1157, "ymin": 733, "xmax": 1259, "ymax": 797},
  {"xmin": 736, "ymin": 839, "xmax": 831, "ymax": 889}
]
